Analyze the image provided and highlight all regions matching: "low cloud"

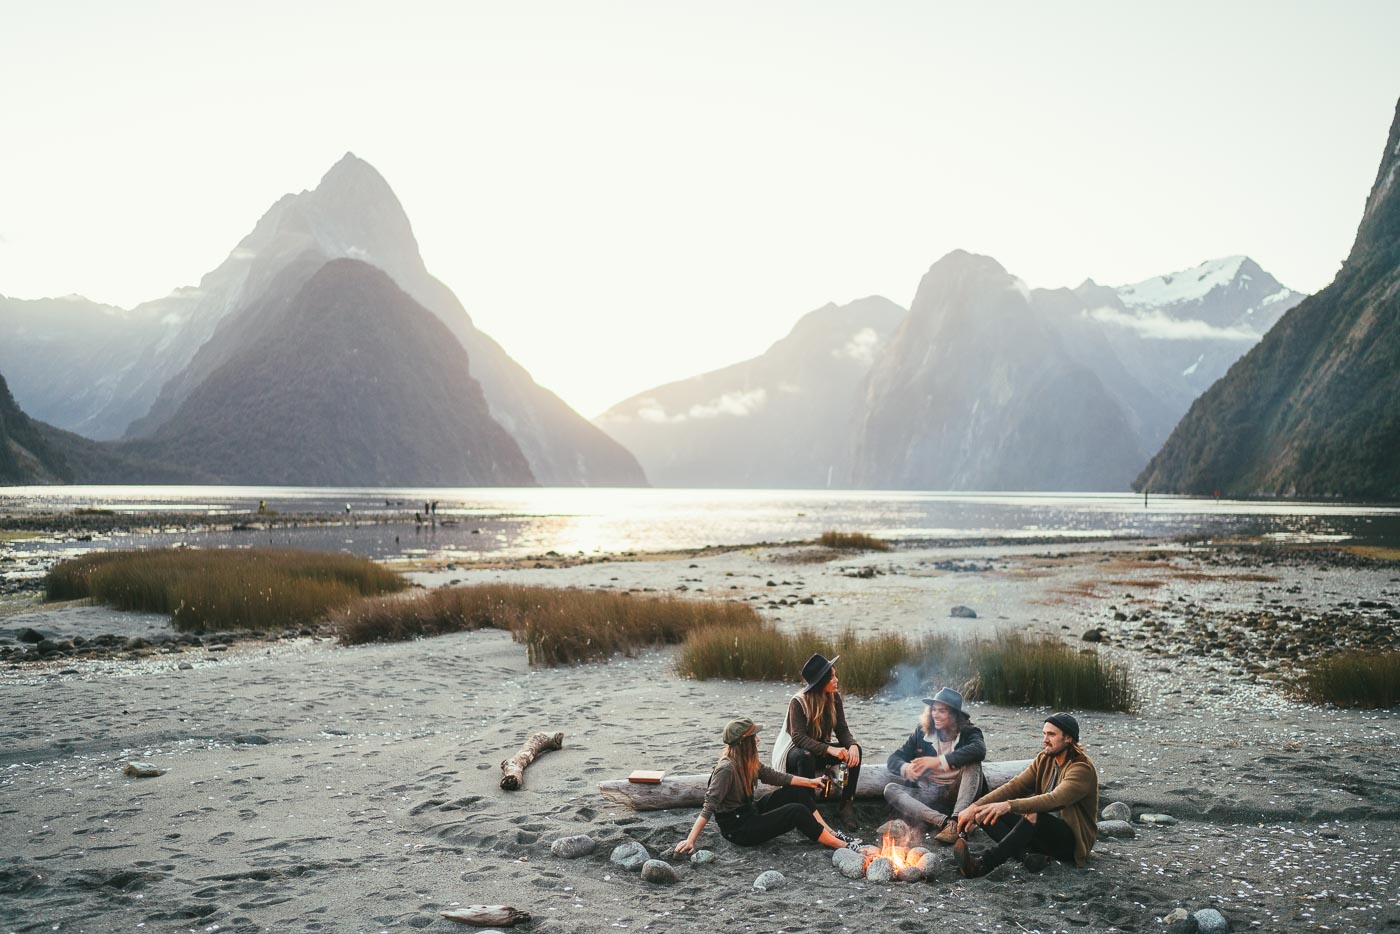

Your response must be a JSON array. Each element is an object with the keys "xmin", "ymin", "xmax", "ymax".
[
  {"xmin": 832, "ymin": 327, "xmax": 880, "ymax": 364},
  {"xmin": 1087, "ymin": 306, "xmax": 1258, "ymax": 341},
  {"xmin": 636, "ymin": 388, "xmax": 769, "ymax": 423}
]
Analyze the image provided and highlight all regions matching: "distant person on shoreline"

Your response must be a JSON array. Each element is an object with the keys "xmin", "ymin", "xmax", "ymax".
[
  {"xmin": 883, "ymin": 687, "xmax": 986, "ymax": 845},
  {"xmin": 954, "ymin": 712, "xmax": 1099, "ymax": 876},
  {"xmin": 674, "ymin": 718, "xmax": 861, "ymax": 856},
  {"xmin": 770, "ymin": 653, "xmax": 863, "ymax": 829}
]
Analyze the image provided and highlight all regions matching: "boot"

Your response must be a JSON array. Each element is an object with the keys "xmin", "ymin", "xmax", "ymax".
[
  {"xmin": 933, "ymin": 819, "xmax": 960, "ymax": 846},
  {"xmin": 955, "ymin": 817, "xmax": 1035, "ymax": 878}
]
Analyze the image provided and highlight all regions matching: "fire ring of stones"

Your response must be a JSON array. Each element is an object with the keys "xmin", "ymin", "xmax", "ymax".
[{"xmin": 833, "ymin": 820, "xmax": 941, "ymax": 883}]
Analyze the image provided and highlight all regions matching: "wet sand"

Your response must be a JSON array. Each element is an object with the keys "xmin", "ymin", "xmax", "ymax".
[{"xmin": 1, "ymin": 539, "xmax": 1397, "ymax": 933}]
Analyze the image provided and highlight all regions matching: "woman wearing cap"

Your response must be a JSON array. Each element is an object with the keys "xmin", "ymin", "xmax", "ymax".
[
  {"xmin": 769, "ymin": 653, "xmax": 863, "ymax": 827},
  {"xmin": 674, "ymin": 718, "xmax": 862, "ymax": 855},
  {"xmin": 883, "ymin": 686, "xmax": 986, "ymax": 845}
]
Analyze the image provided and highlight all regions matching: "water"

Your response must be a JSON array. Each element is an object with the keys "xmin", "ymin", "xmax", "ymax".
[{"xmin": 4, "ymin": 486, "xmax": 1400, "ymax": 565}]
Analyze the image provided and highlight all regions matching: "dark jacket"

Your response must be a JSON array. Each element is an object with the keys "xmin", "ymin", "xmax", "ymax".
[
  {"xmin": 886, "ymin": 723, "xmax": 987, "ymax": 777},
  {"xmin": 785, "ymin": 693, "xmax": 855, "ymax": 754}
]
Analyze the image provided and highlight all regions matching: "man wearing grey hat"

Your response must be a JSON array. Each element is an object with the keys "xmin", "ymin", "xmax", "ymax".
[
  {"xmin": 954, "ymin": 712, "xmax": 1099, "ymax": 876},
  {"xmin": 883, "ymin": 687, "xmax": 987, "ymax": 845}
]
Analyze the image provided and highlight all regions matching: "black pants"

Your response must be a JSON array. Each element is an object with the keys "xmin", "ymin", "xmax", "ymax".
[
  {"xmin": 715, "ymin": 785, "xmax": 824, "ymax": 846},
  {"xmin": 984, "ymin": 811, "xmax": 1077, "ymax": 863},
  {"xmin": 785, "ymin": 744, "xmax": 862, "ymax": 806}
]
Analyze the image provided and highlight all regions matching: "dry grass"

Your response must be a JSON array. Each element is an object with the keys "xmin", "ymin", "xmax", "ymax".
[
  {"xmin": 965, "ymin": 631, "xmax": 1135, "ymax": 712},
  {"xmin": 46, "ymin": 548, "xmax": 406, "ymax": 631},
  {"xmin": 1342, "ymin": 546, "xmax": 1400, "ymax": 562},
  {"xmin": 816, "ymin": 531, "xmax": 892, "ymax": 552},
  {"xmin": 336, "ymin": 584, "xmax": 760, "ymax": 666},
  {"xmin": 1293, "ymin": 650, "xmax": 1399, "ymax": 709},
  {"xmin": 1101, "ymin": 578, "xmax": 1167, "ymax": 589}
]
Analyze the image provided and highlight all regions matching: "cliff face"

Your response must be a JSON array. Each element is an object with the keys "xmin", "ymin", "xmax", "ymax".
[{"xmin": 1137, "ymin": 99, "xmax": 1400, "ymax": 498}]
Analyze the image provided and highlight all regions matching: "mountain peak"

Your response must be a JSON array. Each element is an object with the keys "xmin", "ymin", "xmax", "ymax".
[
  {"xmin": 314, "ymin": 151, "xmax": 395, "ymax": 201},
  {"xmin": 1352, "ymin": 97, "xmax": 1400, "ymax": 251}
]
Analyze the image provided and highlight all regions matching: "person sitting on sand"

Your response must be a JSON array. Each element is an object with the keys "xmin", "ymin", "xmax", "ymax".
[
  {"xmin": 883, "ymin": 687, "xmax": 986, "ymax": 845},
  {"xmin": 770, "ymin": 653, "xmax": 863, "ymax": 828},
  {"xmin": 953, "ymin": 712, "xmax": 1099, "ymax": 876},
  {"xmin": 674, "ymin": 718, "xmax": 862, "ymax": 855}
]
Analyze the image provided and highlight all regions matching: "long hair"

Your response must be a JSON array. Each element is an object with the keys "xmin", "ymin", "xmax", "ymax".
[
  {"xmin": 920, "ymin": 704, "xmax": 972, "ymax": 738},
  {"xmin": 723, "ymin": 733, "xmax": 760, "ymax": 793},
  {"xmin": 800, "ymin": 689, "xmax": 837, "ymax": 742}
]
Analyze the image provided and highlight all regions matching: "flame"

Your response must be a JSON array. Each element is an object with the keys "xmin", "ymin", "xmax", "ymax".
[{"xmin": 868, "ymin": 830, "xmax": 910, "ymax": 871}]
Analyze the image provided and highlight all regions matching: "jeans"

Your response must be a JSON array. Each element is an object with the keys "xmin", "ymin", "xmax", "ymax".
[
  {"xmin": 983, "ymin": 811, "xmax": 1077, "ymax": 863},
  {"xmin": 715, "ymin": 785, "xmax": 824, "ymax": 846},
  {"xmin": 883, "ymin": 763, "xmax": 985, "ymax": 828}
]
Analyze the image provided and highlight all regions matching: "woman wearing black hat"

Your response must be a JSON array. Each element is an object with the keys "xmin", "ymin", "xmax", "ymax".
[
  {"xmin": 883, "ymin": 686, "xmax": 986, "ymax": 845},
  {"xmin": 674, "ymin": 718, "xmax": 862, "ymax": 856},
  {"xmin": 769, "ymin": 653, "xmax": 863, "ymax": 827}
]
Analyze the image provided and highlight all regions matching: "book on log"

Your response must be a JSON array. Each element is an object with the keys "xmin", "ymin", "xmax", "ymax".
[{"xmin": 628, "ymin": 770, "xmax": 666, "ymax": 784}]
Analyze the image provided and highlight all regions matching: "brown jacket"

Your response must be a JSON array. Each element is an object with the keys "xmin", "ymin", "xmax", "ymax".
[{"xmin": 976, "ymin": 749, "xmax": 1099, "ymax": 866}]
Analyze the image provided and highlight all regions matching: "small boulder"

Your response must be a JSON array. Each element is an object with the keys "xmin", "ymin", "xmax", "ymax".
[
  {"xmin": 609, "ymin": 841, "xmax": 650, "ymax": 872},
  {"xmin": 123, "ymin": 762, "xmax": 164, "ymax": 778},
  {"xmin": 640, "ymin": 859, "xmax": 678, "ymax": 885},
  {"xmin": 864, "ymin": 856, "xmax": 895, "ymax": 883},
  {"xmin": 1139, "ymin": 813, "xmax": 1177, "ymax": 825},
  {"xmin": 1163, "ymin": 908, "xmax": 1199, "ymax": 934},
  {"xmin": 1101, "ymin": 801, "xmax": 1132, "ymax": 822},
  {"xmin": 895, "ymin": 863, "xmax": 924, "ymax": 883},
  {"xmin": 1081, "ymin": 628, "xmax": 1105, "ymax": 642},
  {"xmin": 916, "ymin": 851, "xmax": 941, "ymax": 879},
  {"xmin": 16, "ymin": 627, "xmax": 45, "ymax": 644},
  {"xmin": 125, "ymin": 637, "xmax": 151, "ymax": 650},
  {"xmin": 1097, "ymin": 819, "xmax": 1135, "ymax": 839},
  {"xmin": 752, "ymin": 870, "xmax": 786, "ymax": 891},
  {"xmin": 233, "ymin": 734, "xmax": 270, "ymax": 745},
  {"xmin": 689, "ymin": 849, "xmax": 715, "ymax": 865},
  {"xmin": 949, "ymin": 605, "xmax": 978, "ymax": 619},
  {"xmin": 549, "ymin": 834, "xmax": 595, "ymax": 859},
  {"xmin": 177, "ymin": 662, "xmax": 194, "ymax": 671},
  {"xmin": 1193, "ymin": 909, "xmax": 1229, "ymax": 933},
  {"xmin": 832, "ymin": 847, "xmax": 866, "ymax": 879},
  {"xmin": 875, "ymin": 818, "xmax": 913, "ymax": 843},
  {"xmin": 906, "ymin": 846, "xmax": 932, "ymax": 863}
]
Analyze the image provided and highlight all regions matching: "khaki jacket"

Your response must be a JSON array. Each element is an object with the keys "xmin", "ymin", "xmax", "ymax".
[{"xmin": 976, "ymin": 749, "xmax": 1099, "ymax": 866}]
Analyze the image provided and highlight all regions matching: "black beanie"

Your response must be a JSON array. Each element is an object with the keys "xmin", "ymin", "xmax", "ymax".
[{"xmin": 1044, "ymin": 712, "xmax": 1080, "ymax": 742}]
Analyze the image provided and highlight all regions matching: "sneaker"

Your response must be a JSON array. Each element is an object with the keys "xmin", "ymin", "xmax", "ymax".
[
  {"xmin": 843, "ymin": 839, "xmax": 864, "ymax": 851},
  {"xmin": 933, "ymin": 820, "xmax": 960, "ymax": 846},
  {"xmin": 831, "ymin": 828, "xmax": 863, "ymax": 847}
]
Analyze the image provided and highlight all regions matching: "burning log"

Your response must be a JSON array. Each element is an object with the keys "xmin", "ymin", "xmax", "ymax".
[
  {"xmin": 597, "ymin": 760, "xmax": 1031, "ymax": 810},
  {"xmin": 500, "ymin": 732, "xmax": 564, "ymax": 791}
]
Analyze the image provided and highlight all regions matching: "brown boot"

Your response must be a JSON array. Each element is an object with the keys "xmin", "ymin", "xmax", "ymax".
[{"xmin": 933, "ymin": 820, "xmax": 960, "ymax": 846}]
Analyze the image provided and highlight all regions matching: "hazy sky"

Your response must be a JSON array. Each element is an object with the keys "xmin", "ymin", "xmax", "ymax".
[{"xmin": 3, "ymin": 2, "xmax": 1398, "ymax": 417}]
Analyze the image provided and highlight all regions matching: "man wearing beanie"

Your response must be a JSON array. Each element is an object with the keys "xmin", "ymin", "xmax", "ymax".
[{"xmin": 952, "ymin": 712, "xmax": 1099, "ymax": 876}]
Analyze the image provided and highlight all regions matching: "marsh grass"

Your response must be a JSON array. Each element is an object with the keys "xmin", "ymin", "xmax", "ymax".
[
  {"xmin": 965, "ymin": 632, "xmax": 1135, "ymax": 712},
  {"xmin": 336, "ymin": 584, "xmax": 761, "ymax": 666},
  {"xmin": 1294, "ymin": 650, "xmax": 1399, "ymax": 709},
  {"xmin": 45, "ymin": 548, "xmax": 406, "ymax": 631},
  {"xmin": 817, "ymin": 531, "xmax": 892, "ymax": 552}
]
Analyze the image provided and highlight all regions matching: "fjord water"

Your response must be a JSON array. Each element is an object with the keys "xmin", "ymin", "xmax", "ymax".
[{"xmin": 4, "ymin": 487, "xmax": 1400, "ymax": 563}]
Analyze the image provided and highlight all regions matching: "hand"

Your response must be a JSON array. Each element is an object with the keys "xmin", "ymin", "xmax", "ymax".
[
  {"xmin": 957, "ymin": 806, "xmax": 980, "ymax": 833},
  {"xmin": 796, "ymin": 776, "xmax": 823, "ymax": 790},
  {"xmin": 847, "ymin": 746, "xmax": 861, "ymax": 768},
  {"xmin": 911, "ymin": 755, "xmax": 940, "ymax": 776},
  {"xmin": 978, "ymin": 801, "xmax": 1013, "ymax": 825},
  {"xmin": 674, "ymin": 839, "xmax": 695, "ymax": 856},
  {"xmin": 829, "ymin": 746, "xmax": 848, "ymax": 762}
]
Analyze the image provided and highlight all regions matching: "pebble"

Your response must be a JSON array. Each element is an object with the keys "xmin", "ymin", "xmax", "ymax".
[
  {"xmin": 1097, "ymin": 819, "xmax": 1135, "ymax": 838},
  {"xmin": 609, "ymin": 841, "xmax": 650, "ymax": 872},
  {"xmin": 639, "ymin": 859, "xmax": 677, "ymax": 884},
  {"xmin": 752, "ymin": 869, "xmax": 786, "ymax": 891},
  {"xmin": 549, "ymin": 834, "xmax": 595, "ymax": 859},
  {"xmin": 864, "ymin": 856, "xmax": 895, "ymax": 883},
  {"xmin": 1139, "ymin": 813, "xmax": 1177, "ymax": 825},
  {"xmin": 177, "ymin": 662, "xmax": 193, "ymax": 670},
  {"xmin": 233, "ymin": 734, "xmax": 270, "ymax": 745},
  {"xmin": 1101, "ymin": 801, "xmax": 1132, "ymax": 822},
  {"xmin": 1193, "ymin": 908, "xmax": 1229, "ymax": 933},
  {"xmin": 832, "ymin": 847, "xmax": 866, "ymax": 879},
  {"xmin": 949, "ymin": 605, "xmax": 978, "ymax": 618},
  {"xmin": 123, "ymin": 762, "xmax": 164, "ymax": 778},
  {"xmin": 689, "ymin": 849, "xmax": 715, "ymax": 865}
]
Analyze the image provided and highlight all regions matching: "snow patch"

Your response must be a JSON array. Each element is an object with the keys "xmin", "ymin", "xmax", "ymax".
[
  {"xmin": 1117, "ymin": 256, "xmax": 1247, "ymax": 308},
  {"xmin": 1181, "ymin": 354, "xmax": 1203, "ymax": 377},
  {"xmin": 831, "ymin": 327, "xmax": 880, "ymax": 364},
  {"xmin": 1087, "ymin": 306, "xmax": 1259, "ymax": 341},
  {"xmin": 1367, "ymin": 164, "xmax": 1396, "ymax": 218},
  {"xmin": 1260, "ymin": 288, "xmax": 1296, "ymax": 307}
]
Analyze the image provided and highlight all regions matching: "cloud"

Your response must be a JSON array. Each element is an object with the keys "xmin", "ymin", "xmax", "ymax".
[
  {"xmin": 635, "ymin": 388, "xmax": 769, "ymax": 423},
  {"xmin": 832, "ymin": 327, "xmax": 880, "ymax": 364},
  {"xmin": 1086, "ymin": 306, "xmax": 1258, "ymax": 342}
]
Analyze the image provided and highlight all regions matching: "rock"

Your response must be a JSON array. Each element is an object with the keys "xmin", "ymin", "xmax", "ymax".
[
  {"xmin": 125, "ymin": 637, "xmax": 151, "ymax": 650},
  {"xmin": 949, "ymin": 605, "xmax": 978, "ymax": 619},
  {"xmin": 16, "ymin": 628, "xmax": 44, "ymax": 644},
  {"xmin": 875, "ymin": 818, "xmax": 913, "ymax": 842},
  {"xmin": 1139, "ymin": 813, "xmax": 1177, "ymax": 825},
  {"xmin": 177, "ymin": 662, "xmax": 194, "ymax": 670},
  {"xmin": 1163, "ymin": 908, "xmax": 1191, "ymax": 923},
  {"xmin": 1097, "ymin": 819, "xmax": 1135, "ymax": 838},
  {"xmin": 1101, "ymin": 801, "xmax": 1132, "ymax": 822},
  {"xmin": 832, "ymin": 847, "xmax": 866, "ymax": 879},
  {"xmin": 752, "ymin": 869, "xmax": 786, "ymax": 891},
  {"xmin": 895, "ymin": 863, "xmax": 925, "ymax": 883},
  {"xmin": 1164, "ymin": 907, "xmax": 1199, "ymax": 934},
  {"xmin": 549, "ymin": 834, "xmax": 595, "ymax": 859},
  {"xmin": 609, "ymin": 841, "xmax": 650, "ymax": 872},
  {"xmin": 123, "ymin": 762, "xmax": 164, "ymax": 778},
  {"xmin": 916, "ymin": 851, "xmax": 941, "ymax": 879},
  {"xmin": 1193, "ymin": 909, "xmax": 1229, "ymax": 933},
  {"xmin": 689, "ymin": 849, "xmax": 715, "ymax": 865},
  {"xmin": 233, "ymin": 734, "xmax": 270, "ymax": 745},
  {"xmin": 864, "ymin": 856, "xmax": 895, "ymax": 883},
  {"xmin": 1081, "ymin": 628, "xmax": 1105, "ymax": 642},
  {"xmin": 639, "ymin": 859, "xmax": 677, "ymax": 885},
  {"xmin": 906, "ymin": 846, "xmax": 932, "ymax": 863}
]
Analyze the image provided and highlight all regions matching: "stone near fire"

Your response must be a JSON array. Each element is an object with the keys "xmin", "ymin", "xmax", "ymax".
[
  {"xmin": 1101, "ymin": 801, "xmax": 1132, "ymax": 822},
  {"xmin": 906, "ymin": 846, "xmax": 932, "ymax": 863},
  {"xmin": 876, "ymin": 818, "xmax": 913, "ymax": 843},
  {"xmin": 865, "ymin": 856, "xmax": 896, "ymax": 883},
  {"xmin": 1097, "ymin": 819, "xmax": 1135, "ymax": 838},
  {"xmin": 752, "ymin": 870, "xmax": 786, "ymax": 891},
  {"xmin": 916, "ymin": 851, "xmax": 942, "ymax": 879},
  {"xmin": 832, "ymin": 848, "xmax": 866, "ymax": 879},
  {"xmin": 895, "ymin": 863, "xmax": 925, "ymax": 883}
]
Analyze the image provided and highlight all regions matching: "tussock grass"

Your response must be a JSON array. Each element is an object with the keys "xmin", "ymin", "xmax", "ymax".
[
  {"xmin": 336, "ymin": 584, "xmax": 761, "ymax": 666},
  {"xmin": 46, "ymin": 548, "xmax": 406, "ymax": 631},
  {"xmin": 1342, "ymin": 546, "xmax": 1400, "ymax": 562},
  {"xmin": 817, "ymin": 531, "xmax": 892, "ymax": 552},
  {"xmin": 1294, "ymin": 650, "xmax": 1399, "ymax": 709},
  {"xmin": 680, "ymin": 625, "xmax": 1134, "ymax": 711}
]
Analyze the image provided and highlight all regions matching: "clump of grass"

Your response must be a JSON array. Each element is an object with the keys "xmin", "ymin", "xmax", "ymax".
[
  {"xmin": 1294, "ymin": 650, "xmax": 1399, "ymax": 709},
  {"xmin": 45, "ymin": 548, "xmax": 406, "ymax": 631},
  {"xmin": 336, "ymin": 584, "xmax": 761, "ymax": 667},
  {"xmin": 817, "ymin": 531, "xmax": 891, "ymax": 552},
  {"xmin": 965, "ymin": 631, "xmax": 1135, "ymax": 712}
]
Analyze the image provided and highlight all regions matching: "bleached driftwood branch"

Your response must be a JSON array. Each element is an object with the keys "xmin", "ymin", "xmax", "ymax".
[{"xmin": 499, "ymin": 731, "xmax": 564, "ymax": 791}]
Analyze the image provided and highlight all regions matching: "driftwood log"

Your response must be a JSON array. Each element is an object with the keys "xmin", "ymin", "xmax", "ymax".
[
  {"xmin": 442, "ymin": 905, "xmax": 531, "ymax": 927},
  {"xmin": 500, "ymin": 732, "xmax": 564, "ymax": 790},
  {"xmin": 597, "ymin": 760, "xmax": 1032, "ymax": 811}
]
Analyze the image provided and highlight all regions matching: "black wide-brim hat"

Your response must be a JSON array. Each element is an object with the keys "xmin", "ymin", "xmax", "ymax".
[{"xmin": 801, "ymin": 653, "xmax": 839, "ymax": 692}]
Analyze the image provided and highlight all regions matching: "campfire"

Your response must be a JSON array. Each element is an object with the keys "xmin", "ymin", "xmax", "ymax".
[{"xmin": 833, "ymin": 819, "xmax": 938, "ymax": 883}]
